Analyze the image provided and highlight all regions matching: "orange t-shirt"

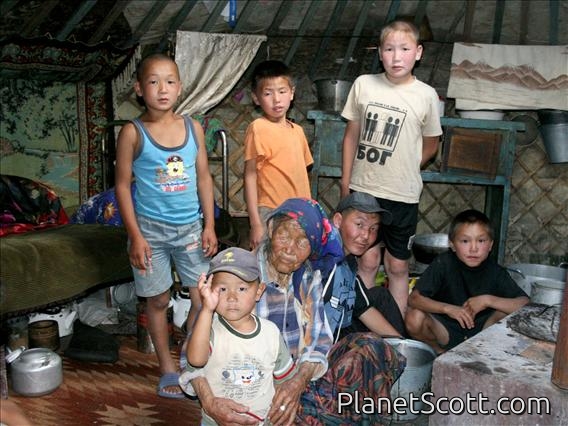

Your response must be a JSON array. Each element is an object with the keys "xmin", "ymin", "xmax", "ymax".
[{"xmin": 244, "ymin": 117, "xmax": 313, "ymax": 208}]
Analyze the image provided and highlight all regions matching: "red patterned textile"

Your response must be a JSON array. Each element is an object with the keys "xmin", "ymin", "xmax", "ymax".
[{"xmin": 0, "ymin": 175, "xmax": 68, "ymax": 237}]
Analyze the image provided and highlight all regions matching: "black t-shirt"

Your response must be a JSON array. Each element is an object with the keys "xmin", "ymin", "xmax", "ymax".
[{"xmin": 416, "ymin": 251, "xmax": 528, "ymax": 317}]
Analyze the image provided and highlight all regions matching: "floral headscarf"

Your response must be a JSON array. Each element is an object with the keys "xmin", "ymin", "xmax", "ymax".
[{"xmin": 267, "ymin": 198, "xmax": 344, "ymax": 300}]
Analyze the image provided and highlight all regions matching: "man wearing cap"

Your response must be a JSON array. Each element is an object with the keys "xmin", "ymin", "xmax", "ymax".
[
  {"xmin": 180, "ymin": 247, "xmax": 297, "ymax": 425},
  {"xmin": 322, "ymin": 191, "xmax": 406, "ymax": 342}
]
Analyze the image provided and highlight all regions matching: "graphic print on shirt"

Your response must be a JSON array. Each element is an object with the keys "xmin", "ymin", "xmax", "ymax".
[
  {"xmin": 358, "ymin": 103, "xmax": 407, "ymax": 166},
  {"xmin": 221, "ymin": 356, "xmax": 266, "ymax": 400},
  {"xmin": 155, "ymin": 154, "xmax": 190, "ymax": 192},
  {"xmin": 325, "ymin": 264, "xmax": 356, "ymax": 333}
]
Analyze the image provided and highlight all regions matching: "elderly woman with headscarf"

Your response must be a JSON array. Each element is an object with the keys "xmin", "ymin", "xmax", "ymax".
[{"xmin": 183, "ymin": 198, "xmax": 405, "ymax": 426}]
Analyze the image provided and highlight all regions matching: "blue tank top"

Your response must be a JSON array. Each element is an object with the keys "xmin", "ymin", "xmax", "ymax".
[{"xmin": 131, "ymin": 115, "xmax": 200, "ymax": 225}]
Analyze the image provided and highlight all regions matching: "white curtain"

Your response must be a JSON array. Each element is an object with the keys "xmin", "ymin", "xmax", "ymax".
[{"xmin": 175, "ymin": 31, "xmax": 266, "ymax": 116}]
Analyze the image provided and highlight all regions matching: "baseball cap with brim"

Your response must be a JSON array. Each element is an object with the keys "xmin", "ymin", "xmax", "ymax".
[
  {"xmin": 335, "ymin": 192, "xmax": 393, "ymax": 225},
  {"xmin": 208, "ymin": 247, "xmax": 259, "ymax": 282}
]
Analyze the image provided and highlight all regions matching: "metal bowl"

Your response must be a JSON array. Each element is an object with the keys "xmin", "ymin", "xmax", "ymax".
[{"xmin": 412, "ymin": 233, "xmax": 450, "ymax": 264}]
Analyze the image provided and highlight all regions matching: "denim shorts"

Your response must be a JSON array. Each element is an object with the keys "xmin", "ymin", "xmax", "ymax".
[{"xmin": 131, "ymin": 215, "xmax": 209, "ymax": 297}]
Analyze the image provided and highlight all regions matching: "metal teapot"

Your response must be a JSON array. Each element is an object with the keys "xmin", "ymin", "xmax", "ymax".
[
  {"xmin": 171, "ymin": 288, "xmax": 192, "ymax": 330},
  {"xmin": 6, "ymin": 347, "xmax": 63, "ymax": 396}
]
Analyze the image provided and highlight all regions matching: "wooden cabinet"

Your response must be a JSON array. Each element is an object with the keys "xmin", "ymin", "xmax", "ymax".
[{"xmin": 307, "ymin": 111, "xmax": 525, "ymax": 263}]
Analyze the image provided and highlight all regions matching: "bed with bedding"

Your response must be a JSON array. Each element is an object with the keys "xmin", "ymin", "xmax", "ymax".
[{"xmin": 0, "ymin": 175, "xmax": 132, "ymax": 318}]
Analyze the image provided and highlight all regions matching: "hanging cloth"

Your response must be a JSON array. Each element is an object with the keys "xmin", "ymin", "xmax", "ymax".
[{"xmin": 174, "ymin": 31, "xmax": 266, "ymax": 116}]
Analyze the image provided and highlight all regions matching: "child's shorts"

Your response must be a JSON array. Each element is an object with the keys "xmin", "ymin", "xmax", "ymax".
[
  {"xmin": 131, "ymin": 215, "xmax": 210, "ymax": 298},
  {"xmin": 374, "ymin": 198, "xmax": 418, "ymax": 260},
  {"xmin": 432, "ymin": 311, "xmax": 494, "ymax": 350}
]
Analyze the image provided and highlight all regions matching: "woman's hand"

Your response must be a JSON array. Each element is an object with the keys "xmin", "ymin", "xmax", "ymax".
[
  {"xmin": 202, "ymin": 396, "xmax": 259, "ymax": 426},
  {"xmin": 268, "ymin": 360, "xmax": 320, "ymax": 426},
  {"xmin": 268, "ymin": 374, "xmax": 306, "ymax": 426},
  {"xmin": 193, "ymin": 377, "xmax": 258, "ymax": 425}
]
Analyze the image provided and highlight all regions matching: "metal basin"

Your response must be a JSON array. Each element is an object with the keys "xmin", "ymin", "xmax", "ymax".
[
  {"xmin": 385, "ymin": 338, "xmax": 437, "ymax": 422},
  {"xmin": 506, "ymin": 263, "xmax": 567, "ymax": 296},
  {"xmin": 411, "ymin": 233, "xmax": 450, "ymax": 264},
  {"xmin": 530, "ymin": 278, "xmax": 565, "ymax": 306}
]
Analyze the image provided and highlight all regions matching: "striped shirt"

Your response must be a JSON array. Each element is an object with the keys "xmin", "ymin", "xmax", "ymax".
[{"xmin": 256, "ymin": 246, "xmax": 333, "ymax": 380}]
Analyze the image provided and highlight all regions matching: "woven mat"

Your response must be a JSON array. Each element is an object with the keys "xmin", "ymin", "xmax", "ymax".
[{"xmin": 7, "ymin": 336, "xmax": 202, "ymax": 425}]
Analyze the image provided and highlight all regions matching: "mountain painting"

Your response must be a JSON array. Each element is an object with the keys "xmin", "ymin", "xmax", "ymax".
[{"xmin": 447, "ymin": 43, "xmax": 568, "ymax": 111}]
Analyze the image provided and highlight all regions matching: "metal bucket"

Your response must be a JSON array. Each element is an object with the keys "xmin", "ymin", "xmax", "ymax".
[
  {"xmin": 314, "ymin": 79, "xmax": 352, "ymax": 112},
  {"xmin": 538, "ymin": 110, "xmax": 568, "ymax": 163},
  {"xmin": 385, "ymin": 338, "xmax": 437, "ymax": 422}
]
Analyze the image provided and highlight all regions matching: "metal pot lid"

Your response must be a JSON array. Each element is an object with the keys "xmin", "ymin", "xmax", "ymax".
[
  {"xmin": 512, "ymin": 114, "xmax": 539, "ymax": 146},
  {"xmin": 16, "ymin": 348, "xmax": 58, "ymax": 364}
]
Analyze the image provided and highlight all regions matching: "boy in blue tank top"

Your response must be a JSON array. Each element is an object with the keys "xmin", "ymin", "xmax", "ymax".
[{"xmin": 115, "ymin": 53, "xmax": 218, "ymax": 399}]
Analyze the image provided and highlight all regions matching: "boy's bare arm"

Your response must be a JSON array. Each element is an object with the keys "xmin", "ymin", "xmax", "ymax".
[
  {"xmin": 187, "ymin": 274, "xmax": 216, "ymax": 367},
  {"xmin": 358, "ymin": 307, "xmax": 402, "ymax": 337},
  {"xmin": 464, "ymin": 294, "xmax": 529, "ymax": 317},
  {"xmin": 244, "ymin": 159, "xmax": 264, "ymax": 250},
  {"xmin": 341, "ymin": 120, "xmax": 360, "ymax": 197},
  {"xmin": 115, "ymin": 122, "xmax": 150, "ymax": 270},
  {"xmin": 421, "ymin": 135, "xmax": 439, "ymax": 167},
  {"xmin": 409, "ymin": 289, "xmax": 474, "ymax": 329},
  {"xmin": 193, "ymin": 119, "xmax": 218, "ymax": 257}
]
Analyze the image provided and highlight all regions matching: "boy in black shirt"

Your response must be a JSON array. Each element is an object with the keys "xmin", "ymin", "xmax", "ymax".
[{"xmin": 406, "ymin": 209, "xmax": 528, "ymax": 353}]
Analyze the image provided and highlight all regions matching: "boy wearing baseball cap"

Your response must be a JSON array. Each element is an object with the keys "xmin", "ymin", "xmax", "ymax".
[
  {"xmin": 322, "ymin": 192, "xmax": 406, "ymax": 342},
  {"xmin": 180, "ymin": 247, "xmax": 296, "ymax": 425}
]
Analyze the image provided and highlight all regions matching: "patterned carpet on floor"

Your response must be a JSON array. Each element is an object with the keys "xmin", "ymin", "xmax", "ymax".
[{"xmin": 7, "ymin": 335, "xmax": 202, "ymax": 425}]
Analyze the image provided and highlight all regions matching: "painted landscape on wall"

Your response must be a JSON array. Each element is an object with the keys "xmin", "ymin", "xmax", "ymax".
[{"xmin": 0, "ymin": 79, "xmax": 79, "ymax": 207}]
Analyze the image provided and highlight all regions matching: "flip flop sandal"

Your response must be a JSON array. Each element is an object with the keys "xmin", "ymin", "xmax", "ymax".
[{"xmin": 157, "ymin": 372, "xmax": 185, "ymax": 399}]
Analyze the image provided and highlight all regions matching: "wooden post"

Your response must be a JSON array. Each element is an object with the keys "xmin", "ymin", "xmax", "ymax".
[{"xmin": 551, "ymin": 279, "xmax": 568, "ymax": 390}]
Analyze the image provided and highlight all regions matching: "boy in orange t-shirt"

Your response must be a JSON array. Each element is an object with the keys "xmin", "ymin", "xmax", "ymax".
[{"xmin": 244, "ymin": 60, "xmax": 313, "ymax": 249}]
